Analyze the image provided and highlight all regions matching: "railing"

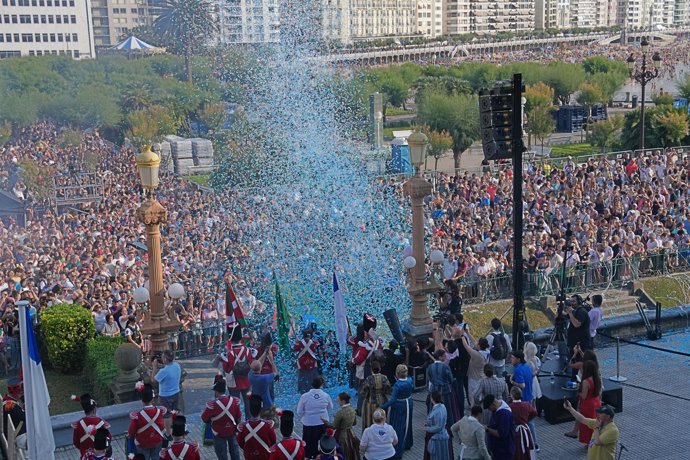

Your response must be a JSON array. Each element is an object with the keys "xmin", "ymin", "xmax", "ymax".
[
  {"xmin": 458, "ymin": 247, "xmax": 690, "ymax": 305},
  {"xmin": 0, "ymin": 411, "xmax": 26, "ymax": 460}
]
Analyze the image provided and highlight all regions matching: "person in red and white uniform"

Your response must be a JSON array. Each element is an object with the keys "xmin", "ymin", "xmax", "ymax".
[
  {"xmin": 220, "ymin": 323, "xmax": 254, "ymax": 418},
  {"xmin": 159, "ymin": 415, "xmax": 200, "ymax": 460},
  {"xmin": 80, "ymin": 428, "xmax": 114, "ymax": 460},
  {"xmin": 237, "ymin": 395, "xmax": 276, "ymax": 460},
  {"xmin": 127, "ymin": 383, "xmax": 166, "ymax": 460},
  {"xmin": 71, "ymin": 393, "xmax": 112, "ymax": 457},
  {"xmin": 293, "ymin": 328, "xmax": 320, "ymax": 394},
  {"xmin": 270, "ymin": 410, "xmax": 305, "ymax": 460},
  {"xmin": 201, "ymin": 376, "xmax": 242, "ymax": 460}
]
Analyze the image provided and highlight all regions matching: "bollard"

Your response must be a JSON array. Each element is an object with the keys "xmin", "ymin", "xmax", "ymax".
[{"xmin": 609, "ymin": 337, "xmax": 628, "ymax": 382}]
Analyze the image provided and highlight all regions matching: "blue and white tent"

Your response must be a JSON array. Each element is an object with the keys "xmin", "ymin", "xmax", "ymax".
[{"xmin": 112, "ymin": 36, "xmax": 163, "ymax": 53}]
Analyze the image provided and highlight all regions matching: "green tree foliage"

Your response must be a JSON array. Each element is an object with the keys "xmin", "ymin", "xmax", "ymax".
[
  {"xmin": 426, "ymin": 129, "xmax": 453, "ymax": 170},
  {"xmin": 153, "ymin": 0, "xmax": 219, "ymax": 83},
  {"xmin": 652, "ymin": 92, "xmax": 675, "ymax": 106},
  {"xmin": 84, "ymin": 337, "xmax": 123, "ymax": 404},
  {"xmin": 527, "ymin": 106, "xmax": 555, "ymax": 151},
  {"xmin": 18, "ymin": 159, "xmax": 55, "ymax": 201},
  {"xmin": 577, "ymin": 82, "xmax": 605, "ymax": 118},
  {"xmin": 524, "ymin": 82, "xmax": 555, "ymax": 112},
  {"xmin": 126, "ymin": 105, "xmax": 181, "ymax": 147},
  {"xmin": 676, "ymin": 73, "xmax": 690, "ymax": 100},
  {"xmin": 588, "ymin": 115, "xmax": 624, "ymax": 152},
  {"xmin": 653, "ymin": 110, "xmax": 689, "ymax": 147},
  {"xmin": 366, "ymin": 68, "xmax": 411, "ymax": 114},
  {"xmin": 40, "ymin": 303, "xmax": 96, "ymax": 373},
  {"xmin": 417, "ymin": 91, "xmax": 479, "ymax": 168},
  {"xmin": 543, "ymin": 62, "xmax": 586, "ymax": 105}
]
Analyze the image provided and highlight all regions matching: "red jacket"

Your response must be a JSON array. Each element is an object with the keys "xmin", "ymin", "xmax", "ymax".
[
  {"xmin": 351, "ymin": 338, "xmax": 382, "ymax": 366},
  {"xmin": 223, "ymin": 344, "xmax": 255, "ymax": 391},
  {"xmin": 270, "ymin": 437, "xmax": 306, "ymax": 460},
  {"xmin": 127, "ymin": 405, "xmax": 167, "ymax": 449},
  {"xmin": 72, "ymin": 416, "xmax": 111, "ymax": 456},
  {"xmin": 293, "ymin": 339, "xmax": 319, "ymax": 371},
  {"xmin": 201, "ymin": 395, "xmax": 242, "ymax": 437},
  {"xmin": 237, "ymin": 418, "xmax": 277, "ymax": 460},
  {"xmin": 257, "ymin": 344, "xmax": 280, "ymax": 374},
  {"xmin": 159, "ymin": 440, "xmax": 201, "ymax": 460}
]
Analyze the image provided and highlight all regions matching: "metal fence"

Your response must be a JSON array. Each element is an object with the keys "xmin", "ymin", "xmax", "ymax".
[{"xmin": 458, "ymin": 246, "xmax": 690, "ymax": 305}]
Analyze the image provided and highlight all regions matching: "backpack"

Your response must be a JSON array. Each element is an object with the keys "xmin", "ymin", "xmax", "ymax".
[
  {"xmin": 230, "ymin": 348, "xmax": 250, "ymax": 377},
  {"xmin": 489, "ymin": 332, "xmax": 508, "ymax": 360}
]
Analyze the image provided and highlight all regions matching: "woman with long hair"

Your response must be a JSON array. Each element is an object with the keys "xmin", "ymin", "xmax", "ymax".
[{"xmin": 576, "ymin": 360, "xmax": 602, "ymax": 444}]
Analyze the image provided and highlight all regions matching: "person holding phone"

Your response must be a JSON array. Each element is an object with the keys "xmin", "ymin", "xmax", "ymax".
[{"xmin": 563, "ymin": 400, "xmax": 619, "ymax": 460}]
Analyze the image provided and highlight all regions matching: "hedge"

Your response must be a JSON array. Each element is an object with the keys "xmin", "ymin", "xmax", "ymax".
[
  {"xmin": 84, "ymin": 336, "xmax": 122, "ymax": 405},
  {"xmin": 40, "ymin": 303, "xmax": 96, "ymax": 373}
]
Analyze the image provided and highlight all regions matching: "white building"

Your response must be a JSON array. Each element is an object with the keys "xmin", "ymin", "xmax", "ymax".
[
  {"xmin": 219, "ymin": 0, "xmax": 280, "ymax": 44},
  {"xmin": 349, "ymin": 0, "xmax": 418, "ymax": 40},
  {"xmin": 569, "ymin": 0, "xmax": 596, "ymax": 27},
  {"xmin": 0, "ymin": 0, "xmax": 96, "ymax": 59},
  {"xmin": 322, "ymin": 0, "xmax": 351, "ymax": 43},
  {"xmin": 674, "ymin": 0, "xmax": 690, "ymax": 25},
  {"xmin": 555, "ymin": 0, "xmax": 570, "ymax": 27},
  {"xmin": 90, "ymin": 0, "xmax": 164, "ymax": 48},
  {"xmin": 618, "ymin": 0, "xmax": 674, "ymax": 29},
  {"xmin": 446, "ymin": 0, "xmax": 471, "ymax": 35},
  {"xmin": 417, "ymin": 0, "xmax": 445, "ymax": 38},
  {"xmin": 535, "ymin": 0, "xmax": 558, "ymax": 29}
]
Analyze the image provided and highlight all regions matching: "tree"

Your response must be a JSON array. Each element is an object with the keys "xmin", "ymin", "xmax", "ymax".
[
  {"xmin": 588, "ymin": 71, "xmax": 626, "ymax": 102},
  {"xmin": 544, "ymin": 62, "xmax": 586, "ymax": 105},
  {"xmin": 426, "ymin": 129, "xmax": 453, "ymax": 170},
  {"xmin": 153, "ymin": 0, "xmax": 218, "ymax": 83},
  {"xmin": 198, "ymin": 102, "xmax": 228, "ymax": 133},
  {"xmin": 524, "ymin": 82, "xmax": 554, "ymax": 112},
  {"xmin": 126, "ymin": 105, "xmax": 181, "ymax": 147},
  {"xmin": 417, "ymin": 91, "xmax": 479, "ymax": 169},
  {"xmin": 577, "ymin": 82, "xmax": 605, "ymax": 141},
  {"xmin": 588, "ymin": 115, "xmax": 624, "ymax": 152},
  {"xmin": 526, "ymin": 106, "xmax": 555, "ymax": 152},
  {"xmin": 653, "ymin": 109, "xmax": 689, "ymax": 147},
  {"xmin": 652, "ymin": 92, "xmax": 675, "ymax": 106},
  {"xmin": 677, "ymin": 73, "xmax": 690, "ymax": 100}
]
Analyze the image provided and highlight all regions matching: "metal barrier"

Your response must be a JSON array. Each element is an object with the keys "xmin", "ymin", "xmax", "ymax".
[{"xmin": 457, "ymin": 247, "xmax": 690, "ymax": 305}]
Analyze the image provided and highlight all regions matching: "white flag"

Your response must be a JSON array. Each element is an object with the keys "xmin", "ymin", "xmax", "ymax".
[
  {"xmin": 333, "ymin": 272, "xmax": 349, "ymax": 353},
  {"xmin": 19, "ymin": 304, "xmax": 56, "ymax": 459}
]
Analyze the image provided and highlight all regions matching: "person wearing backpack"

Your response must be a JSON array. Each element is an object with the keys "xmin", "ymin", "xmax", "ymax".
[{"xmin": 485, "ymin": 318, "xmax": 511, "ymax": 377}]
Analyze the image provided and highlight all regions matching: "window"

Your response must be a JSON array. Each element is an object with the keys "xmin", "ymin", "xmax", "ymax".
[
  {"xmin": 74, "ymin": 50, "xmax": 80, "ymax": 58},
  {"xmin": 48, "ymin": 16, "xmax": 54, "ymax": 24},
  {"xmin": 20, "ymin": 15, "xmax": 31, "ymax": 24},
  {"xmin": 57, "ymin": 33, "xmax": 63, "ymax": 42},
  {"xmin": 70, "ymin": 15, "xmax": 76, "ymax": 24},
  {"xmin": 46, "ymin": 0, "xmax": 52, "ymax": 5},
  {"xmin": 33, "ymin": 15, "xmax": 39, "ymax": 24},
  {"xmin": 64, "ymin": 15, "xmax": 69, "ymax": 24},
  {"xmin": 5, "ymin": 34, "xmax": 11, "ymax": 43},
  {"xmin": 42, "ymin": 33, "xmax": 47, "ymax": 41},
  {"xmin": 49, "ymin": 33, "xmax": 56, "ymax": 42},
  {"xmin": 0, "ymin": 35, "xmax": 3, "ymax": 43},
  {"xmin": 22, "ymin": 33, "xmax": 33, "ymax": 42},
  {"xmin": 41, "ymin": 15, "xmax": 46, "ymax": 24},
  {"xmin": 32, "ymin": 0, "xmax": 37, "ymax": 5},
  {"xmin": 65, "ymin": 34, "xmax": 71, "ymax": 42},
  {"xmin": 1, "ymin": 0, "xmax": 6, "ymax": 6},
  {"xmin": 34, "ymin": 33, "xmax": 40, "ymax": 41},
  {"xmin": 56, "ymin": 16, "xmax": 62, "ymax": 24},
  {"xmin": 11, "ymin": 15, "xmax": 18, "ymax": 24},
  {"xmin": 13, "ymin": 34, "xmax": 19, "ymax": 42},
  {"xmin": 39, "ymin": 0, "xmax": 44, "ymax": 5},
  {"xmin": 69, "ymin": 0, "xmax": 74, "ymax": 6},
  {"xmin": 72, "ymin": 33, "xmax": 77, "ymax": 41},
  {"xmin": 36, "ymin": 50, "xmax": 42, "ymax": 56}
]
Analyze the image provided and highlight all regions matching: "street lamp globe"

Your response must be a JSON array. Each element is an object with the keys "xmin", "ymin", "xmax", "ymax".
[
  {"xmin": 640, "ymin": 38, "xmax": 649, "ymax": 54},
  {"xmin": 133, "ymin": 286, "xmax": 150, "ymax": 304},
  {"xmin": 167, "ymin": 282, "xmax": 185, "ymax": 300},
  {"xmin": 626, "ymin": 54, "xmax": 635, "ymax": 71},
  {"xmin": 407, "ymin": 130, "xmax": 429, "ymax": 171},
  {"xmin": 652, "ymin": 52, "xmax": 662, "ymax": 70},
  {"xmin": 430, "ymin": 249, "xmax": 445, "ymax": 265},
  {"xmin": 136, "ymin": 145, "xmax": 161, "ymax": 192},
  {"xmin": 403, "ymin": 256, "xmax": 417, "ymax": 269}
]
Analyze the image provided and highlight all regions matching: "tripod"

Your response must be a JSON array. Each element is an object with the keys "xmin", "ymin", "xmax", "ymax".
[{"xmin": 542, "ymin": 225, "xmax": 573, "ymax": 372}]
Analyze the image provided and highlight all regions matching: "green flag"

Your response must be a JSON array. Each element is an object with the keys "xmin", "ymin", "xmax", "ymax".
[{"xmin": 273, "ymin": 271, "xmax": 291, "ymax": 351}]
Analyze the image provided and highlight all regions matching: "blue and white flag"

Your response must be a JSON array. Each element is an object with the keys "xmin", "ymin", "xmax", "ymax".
[
  {"xmin": 333, "ymin": 272, "xmax": 350, "ymax": 353},
  {"xmin": 18, "ymin": 304, "xmax": 55, "ymax": 459}
]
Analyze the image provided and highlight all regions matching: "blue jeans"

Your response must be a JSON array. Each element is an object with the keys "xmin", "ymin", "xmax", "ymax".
[
  {"xmin": 228, "ymin": 388, "xmax": 250, "ymax": 419},
  {"xmin": 528, "ymin": 419, "xmax": 538, "ymax": 447},
  {"xmin": 214, "ymin": 435, "xmax": 241, "ymax": 460}
]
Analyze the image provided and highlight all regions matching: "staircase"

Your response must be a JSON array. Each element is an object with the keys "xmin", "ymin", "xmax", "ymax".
[{"xmin": 541, "ymin": 282, "xmax": 655, "ymax": 320}]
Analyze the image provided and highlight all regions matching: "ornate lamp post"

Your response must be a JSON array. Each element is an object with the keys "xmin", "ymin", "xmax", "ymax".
[
  {"xmin": 134, "ymin": 146, "xmax": 185, "ymax": 354},
  {"xmin": 627, "ymin": 38, "xmax": 661, "ymax": 151},
  {"xmin": 403, "ymin": 131, "xmax": 444, "ymax": 338}
]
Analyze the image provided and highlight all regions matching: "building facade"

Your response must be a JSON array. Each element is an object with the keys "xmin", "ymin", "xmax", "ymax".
[
  {"xmin": 349, "ymin": 0, "xmax": 418, "ymax": 40},
  {"xmin": 469, "ymin": 0, "xmax": 534, "ymax": 34},
  {"xmin": 219, "ymin": 0, "xmax": 280, "ymax": 44},
  {"xmin": 618, "ymin": 0, "xmax": 674, "ymax": 29},
  {"xmin": 445, "ymin": 0, "xmax": 471, "ymax": 34},
  {"xmin": 91, "ymin": 0, "xmax": 162, "ymax": 48},
  {"xmin": 535, "ymin": 0, "xmax": 557, "ymax": 29},
  {"xmin": 0, "ymin": 0, "xmax": 96, "ymax": 58},
  {"xmin": 417, "ymin": 0, "xmax": 445, "ymax": 38}
]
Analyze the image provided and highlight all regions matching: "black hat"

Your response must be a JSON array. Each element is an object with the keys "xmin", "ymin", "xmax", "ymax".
[
  {"xmin": 132, "ymin": 455, "xmax": 145, "ymax": 460},
  {"xmin": 363, "ymin": 313, "xmax": 377, "ymax": 332},
  {"xmin": 318, "ymin": 429, "xmax": 337, "ymax": 454},
  {"xmin": 213, "ymin": 377, "xmax": 227, "ymax": 394},
  {"xmin": 80, "ymin": 393, "xmax": 97, "ymax": 413},
  {"xmin": 141, "ymin": 383, "xmax": 154, "ymax": 403},
  {"xmin": 93, "ymin": 427, "xmax": 109, "ymax": 451},
  {"xmin": 172, "ymin": 415, "xmax": 189, "ymax": 437},
  {"xmin": 229, "ymin": 322, "xmax": 243, "ymax": 342},
  {"xmin": 279, "ymin": 410, "xmax": 294, "ymax": 437},
  {"xmin": 595, "ymin": 404, "xmax": 615, "ymax": 418},
  {"xmin": 249, "ymin": 394, "xmax": 263, "ymax": 417}
]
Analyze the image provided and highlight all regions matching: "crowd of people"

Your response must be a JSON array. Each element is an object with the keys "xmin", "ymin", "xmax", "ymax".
[{"xmin": 422, "ymin": 149, "xmax": 690, "ymax": 303}]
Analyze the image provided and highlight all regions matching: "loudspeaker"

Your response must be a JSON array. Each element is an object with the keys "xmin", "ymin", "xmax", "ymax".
[{"xmin": 383, "ymin": 308, "xmax": 404, "ymax": 345}]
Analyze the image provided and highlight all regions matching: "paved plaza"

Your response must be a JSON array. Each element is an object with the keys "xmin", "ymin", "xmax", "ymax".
[{"xmin": 54, "ymin": 328, "xmax": 690, "ymax": 459}]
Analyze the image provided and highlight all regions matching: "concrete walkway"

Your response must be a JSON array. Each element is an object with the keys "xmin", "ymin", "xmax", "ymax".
[{"xmin": 55, "ymin": 329, "xmax": 690, "ymax": 459}]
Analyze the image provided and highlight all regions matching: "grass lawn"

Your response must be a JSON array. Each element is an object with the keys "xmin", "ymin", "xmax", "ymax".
[
  {"xmin": 550, "ymin": 143, "xmax": 597, "ymax": 158},
  {"xmin": 185, "ymin": 174, "xmax": 211, "ymax": 187},
  {"xmin": 0, "ymin": 369, "xmax": 85, "ymax": 416},
  {"xmin": 640, "ymin": 275, "xmax": 690, "ymax": 308},
  {"xmin": 386, "ymin": 107, "xmax": 416, "ymax": 117},
  {"xmin": 462, "ymin": 299, "xmax": 553, "ymax": 335}
]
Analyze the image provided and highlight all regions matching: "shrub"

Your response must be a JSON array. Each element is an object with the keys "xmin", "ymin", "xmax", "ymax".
[
  {"xmin": 40, "ymin": 303, "xmax": 96, "ymax": 373},
  {"xmin": 84, "ymin": 337, "xmax": 122, "ymax": 405}
]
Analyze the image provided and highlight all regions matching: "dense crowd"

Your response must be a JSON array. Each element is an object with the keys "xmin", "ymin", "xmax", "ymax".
[{"xmin": 423, "ymin": 150, "xmax": 690, "ymax": 302}]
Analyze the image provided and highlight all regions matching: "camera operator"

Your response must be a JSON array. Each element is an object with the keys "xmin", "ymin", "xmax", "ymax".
[
  {"xmin": 438, "ymin": 280, "xmax": 462, "ymax": 317},
  {"xmin": 565, "ymin": 296, "xmax": 591, "ymax": 379}
]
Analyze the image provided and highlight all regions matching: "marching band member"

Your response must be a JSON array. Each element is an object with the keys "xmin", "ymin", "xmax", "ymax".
[
  {"xmin": 201, "ymin": 376, "xmax": 243, "ymax": 460},
  {"xmin": 127, "ymin": 383, "xmax": 166, "ymax": 460},
  {"xmin": 159, "ymin": 415, "xmax": 201, "ymax": 460},
  {"xmin": 237, "ymin": 394, "xmax": 277, "ymax": 460},
  {"xmin": 270, "ymin": 410, "xmax": 305, "ymax": 460},
  {"xmin": 293, "ymin": 328, "xmax": 320, "ymax": 394},
  {"xmin": 71, "ymin": 393, "xmax": 112, "ymax": 457}
]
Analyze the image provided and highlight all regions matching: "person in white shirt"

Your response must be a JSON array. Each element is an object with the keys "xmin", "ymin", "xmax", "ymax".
[
  {"xmin": 360, "ymin": 408, "xmax": 397, "ymax": 460},
  {"xmin": 296, "ymin": 376, "xmax": 333, "ymax": 459}
]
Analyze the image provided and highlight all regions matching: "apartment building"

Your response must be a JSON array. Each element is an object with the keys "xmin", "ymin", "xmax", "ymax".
[
  {"xmin": 535, "ymin": 0, "xmax": 557, "ymax": 29},
  {"xmin": 349, "ymin": 0, "xmax": 418, "ymax": 40},
  {"xmin": 90, "ymin": 0, "xmax": 162, "ymax": 47},
  {"xmin": 446, "ymin": 0, "xmax": 471, "ymax": 34},
  {"xmin": 219, "ymin": 0, "xmax": 280, "ymax": 44},
  {"xmin": 618, "ymin": 0, "xmax": 673, "ymax": 29},
  {"xmin": 417, "ymin": 0, "xmax": 445, "ymax": 38},
  {"xmin": 0, "ymin": 0, "xmax": 96, "ymax": 58},
  {"xmin": 469, "ymin": 0, "xmax": 534, "ymax": 34}
]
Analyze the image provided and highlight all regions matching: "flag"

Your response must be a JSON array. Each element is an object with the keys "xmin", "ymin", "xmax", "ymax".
[
  {"xmin": 18, "ymin": 304, "xmax": 55, "ymax": 459},
  {"xmin": 273, "ymin": 271, "xmax": 291, "ymax": 351},
  {"xmin": 333, "ymin": 272, "xmax": 350, "ymax": 354},
  {"xmin": 225, "ymin": 281, "xmax": 247, "ymax": 329}
]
